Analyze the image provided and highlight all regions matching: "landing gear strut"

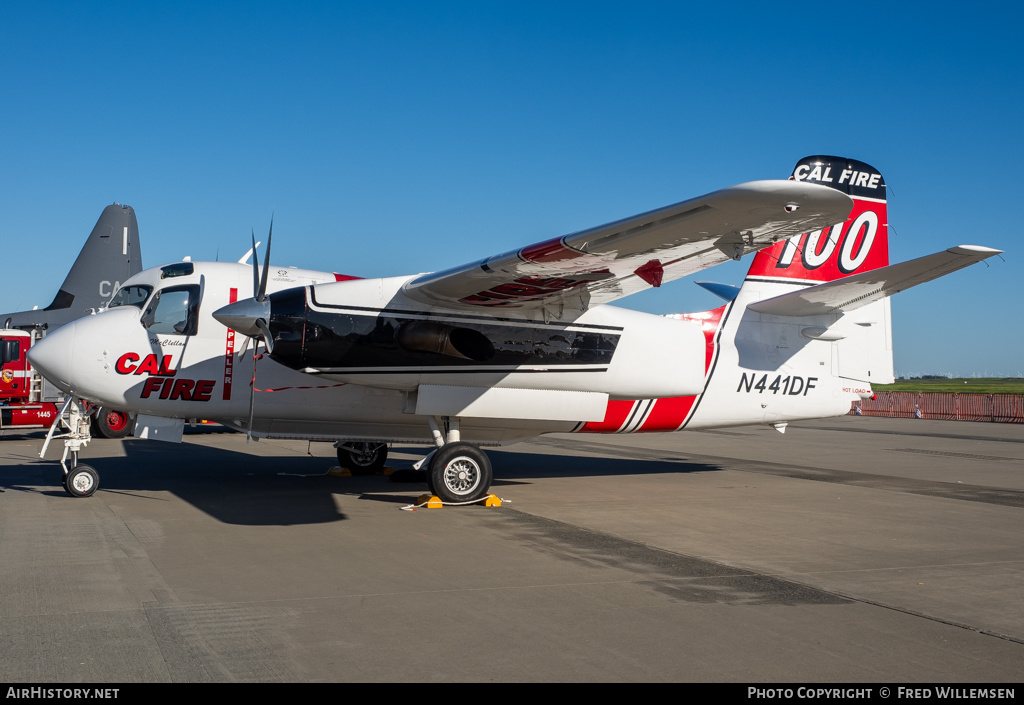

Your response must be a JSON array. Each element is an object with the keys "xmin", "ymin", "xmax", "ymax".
[{"xmin": 40, "ymin": 398, "xmax": 99, "ymax": 497}]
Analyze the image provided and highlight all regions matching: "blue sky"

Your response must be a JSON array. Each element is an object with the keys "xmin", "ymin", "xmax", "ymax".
[{"xmin": 2, "ymin": 1, "xmax": 1021, "ymax": 376}]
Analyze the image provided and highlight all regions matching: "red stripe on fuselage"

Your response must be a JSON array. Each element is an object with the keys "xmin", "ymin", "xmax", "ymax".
[
  {"xmin": 578, "ymin": 304, "xmax": 728, "ymax": 434},
  {"xmin": 633, "ymin": 395, "xmax": 698, "ymax": 433},
  {"xmin": 223, "ymin": 287, "xmax": 238, "ymax": 400},
  {"xmin": 636, "ymin": 304, "xmax": 727, "ymax": 432},
  {"xmin": 579, "ymin": 399, "xmax": 638, "ymax": 433}
]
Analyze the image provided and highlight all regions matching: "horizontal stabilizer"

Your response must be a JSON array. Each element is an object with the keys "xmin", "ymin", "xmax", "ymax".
[
  {"xmin": 747, "ymin": 245, "xmax": 1002, "ymax": 317},
  {"xmin": 696, "ymin": 281, "xmax": 741, "ymax": 302}
]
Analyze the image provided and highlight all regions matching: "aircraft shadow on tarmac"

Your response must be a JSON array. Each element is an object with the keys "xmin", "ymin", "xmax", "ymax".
[{"xmin": 4, "ymin": 431, "xmax": 725, "ymax": 527}]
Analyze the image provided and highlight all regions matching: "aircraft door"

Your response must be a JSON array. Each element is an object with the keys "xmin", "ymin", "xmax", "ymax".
[{"xmin": 141, "ymin": 284, "xmax": 201, "ymax": 336}]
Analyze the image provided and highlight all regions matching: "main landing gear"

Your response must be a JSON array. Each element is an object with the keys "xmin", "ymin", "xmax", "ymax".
[
  {"xmin": 419, "ymin": 416, "xmax": 494, "ymax": 504},
  {"xmin": 40, "ymin": 398, "xmax": 100, "ymax": 497},
  {"xmin": 335, "ymin": 441, "xmax": 389, "ymax": 474},
  {"xmin": 426, "ymin": 442, "xmax": 493, "ymax": 504}
]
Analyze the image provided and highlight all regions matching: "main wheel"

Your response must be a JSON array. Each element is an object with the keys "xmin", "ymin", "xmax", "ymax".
[
  {"xmin": 94, "ymin": 408, "xmax": 134, "ymax": 439},
  {"xmin": 65, "ymin": 465, "xmax": 99, "ymax": 498},
  {"xmin": 336, "ymin": 442, "xmax": 388, "ymax": 475},
  {"xmin": 428, "ymin": 443, "xmax": 492, "ymax": 504}
]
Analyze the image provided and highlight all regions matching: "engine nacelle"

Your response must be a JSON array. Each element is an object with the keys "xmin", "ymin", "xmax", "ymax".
[{"xmin": 263, "ymin": 279, "xmax": 707, "ymax": 400}]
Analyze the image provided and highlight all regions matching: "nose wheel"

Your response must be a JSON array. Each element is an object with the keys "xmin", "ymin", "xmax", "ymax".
[{"xmin": 64, "ymin": 464, "xmax": 99, "ymax": 497}]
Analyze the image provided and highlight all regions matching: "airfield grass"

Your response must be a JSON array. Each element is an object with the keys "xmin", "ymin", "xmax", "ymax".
[{"xmin": 874, "ymin": 378, "xmax": 1024, "ymax": 395}]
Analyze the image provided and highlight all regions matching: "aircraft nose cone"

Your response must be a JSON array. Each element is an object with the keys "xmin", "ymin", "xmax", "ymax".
[
  {"xmin": 212, "ymin": 298, "xmax": 270, "ymax": 338},
  {"xmin": 26, "ymin": 322, "xmax": 76, "ymax": 393}
]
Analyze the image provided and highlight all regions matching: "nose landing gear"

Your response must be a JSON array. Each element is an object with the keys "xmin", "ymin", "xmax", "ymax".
[{"xmin": 40, "ymin": 398, "xmax": 99, "ymax": 497}]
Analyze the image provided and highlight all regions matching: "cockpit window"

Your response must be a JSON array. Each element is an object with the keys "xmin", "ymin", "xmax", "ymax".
[
  {"xmin": 141, "ymin": 285, "xmax": 200, "ymax": 336},
  {"xmin": 160, "ymin": 262, "xmax": 195, "ymax": 279},
  {"xmin": 107, "ymin": 285, "xmax": 153, "ymax": 310}
]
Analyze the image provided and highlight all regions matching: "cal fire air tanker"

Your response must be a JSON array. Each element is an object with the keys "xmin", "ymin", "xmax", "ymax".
[{"xmin": 29, "ymin": 157, "xmax": 1000, "ymax": 500}]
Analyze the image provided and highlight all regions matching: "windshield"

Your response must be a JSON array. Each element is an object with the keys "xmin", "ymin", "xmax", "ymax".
[{"xmin": 107, "ymin": 285, "xmax": 153, "ymax": 310}]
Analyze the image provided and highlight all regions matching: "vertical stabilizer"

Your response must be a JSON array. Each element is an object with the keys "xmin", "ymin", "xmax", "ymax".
[
  {"xmin": 738, "ymin": 156, "xmax": 894, "ymax": 389},
  {"xmin": 685, "ymin": 157, "xmax": 894, "ymax": 431},
  {"xmin": 745, "ymin": 156, "xmax": 888, "ymax": 284},
  {"xmin": 3, "ymin": 204, "xmax": 143, "ymax": 330}
]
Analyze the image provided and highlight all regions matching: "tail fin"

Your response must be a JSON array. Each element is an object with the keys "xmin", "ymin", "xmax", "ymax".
[
  {"xmin": 3, "ymin": 204, "xmax": 143, "ymax": 329},
  {"xmin": 49, "ymin": 204, "xmax": 142, "ymax": 311},
  {"xmin": 742, "ymin": 156, "xmax": 999, "ymax": 316},
  {"xmin": 745, "ymin": 156, "xmax": 888, "ymax": 284},
  {"xmin": 736, "ymin": 155, "xmax": 999, "ymax": 389},
  {"xmin": 741, "ymin": 157, "xmax": 895, "ymax": 386}
]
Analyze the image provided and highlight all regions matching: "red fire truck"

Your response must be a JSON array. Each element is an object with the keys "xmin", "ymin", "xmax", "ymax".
[{"xmin": 0, "ymin": 328, "xmax": 59, "ymax": 432}]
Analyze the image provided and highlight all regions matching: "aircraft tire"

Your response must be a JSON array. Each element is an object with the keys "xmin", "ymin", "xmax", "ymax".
[
  {"xmin": 337, "ymin": 442, "xmax": 388, "ymax": 475},
  {"xmin": 65, "ymin": 465, "xmax": 99, "ymax": 498},
  {"xmin": 94, "ymin": 408, "xmax": 135, "ymax": 439},
  {"xmin": 428, "ymin": 443, "xmax": 492, "ymax": 504}
]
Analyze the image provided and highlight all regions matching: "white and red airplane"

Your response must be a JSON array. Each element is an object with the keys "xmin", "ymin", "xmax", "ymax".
[{"xmin": 29, "ymin": 156, "xmax": 1000, "ymax": 500}]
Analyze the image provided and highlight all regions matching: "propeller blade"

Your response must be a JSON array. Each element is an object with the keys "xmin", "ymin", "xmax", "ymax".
[
  {"xmin": 255, "ymin": 319, "xmax": 275, "ymax": 355},
  {"xmin": 257, "ymin": 216, "xmax": 273, "ymax": 301},
  {"xmin": 222, "ymin": 216, "xmax": 279, "ymax": 440},
  {"xmin": 251, "ymin": 229, "xmax": 260, "ymax": 298}
]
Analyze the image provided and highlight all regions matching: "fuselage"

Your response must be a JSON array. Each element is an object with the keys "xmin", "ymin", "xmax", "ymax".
[
  {"xmin": 31, "ymin": 259, "xmax": 770, "ymax": 445},
  {"xmin": 25, "ymin": 157, "xmax": 1002, "ymax": 507}
]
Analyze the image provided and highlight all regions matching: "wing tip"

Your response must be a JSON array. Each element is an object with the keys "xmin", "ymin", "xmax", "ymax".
[{"xmin": 949, "ymin": 245, "xmax": 1003, "ymax": 256}]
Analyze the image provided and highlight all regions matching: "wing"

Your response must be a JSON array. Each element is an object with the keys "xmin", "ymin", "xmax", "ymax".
[
  {"xmin": 747, "ymin": 245, "xmax": 1003, "ymax": 317},
  {"xmin": 402, "ymin": 180, "xmax": 852, "ymax": 313}
]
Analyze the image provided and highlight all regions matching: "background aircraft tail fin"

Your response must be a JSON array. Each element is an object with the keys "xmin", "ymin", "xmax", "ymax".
[{"xmin": 45, "ymin": 204, "xmax": 142, "ymax": 312}]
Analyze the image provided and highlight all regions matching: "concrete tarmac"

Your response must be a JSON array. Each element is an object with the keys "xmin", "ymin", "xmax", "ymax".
[{"xmin": 0, "ymin": 416, "xmax": 1021, "ymax": 682}]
